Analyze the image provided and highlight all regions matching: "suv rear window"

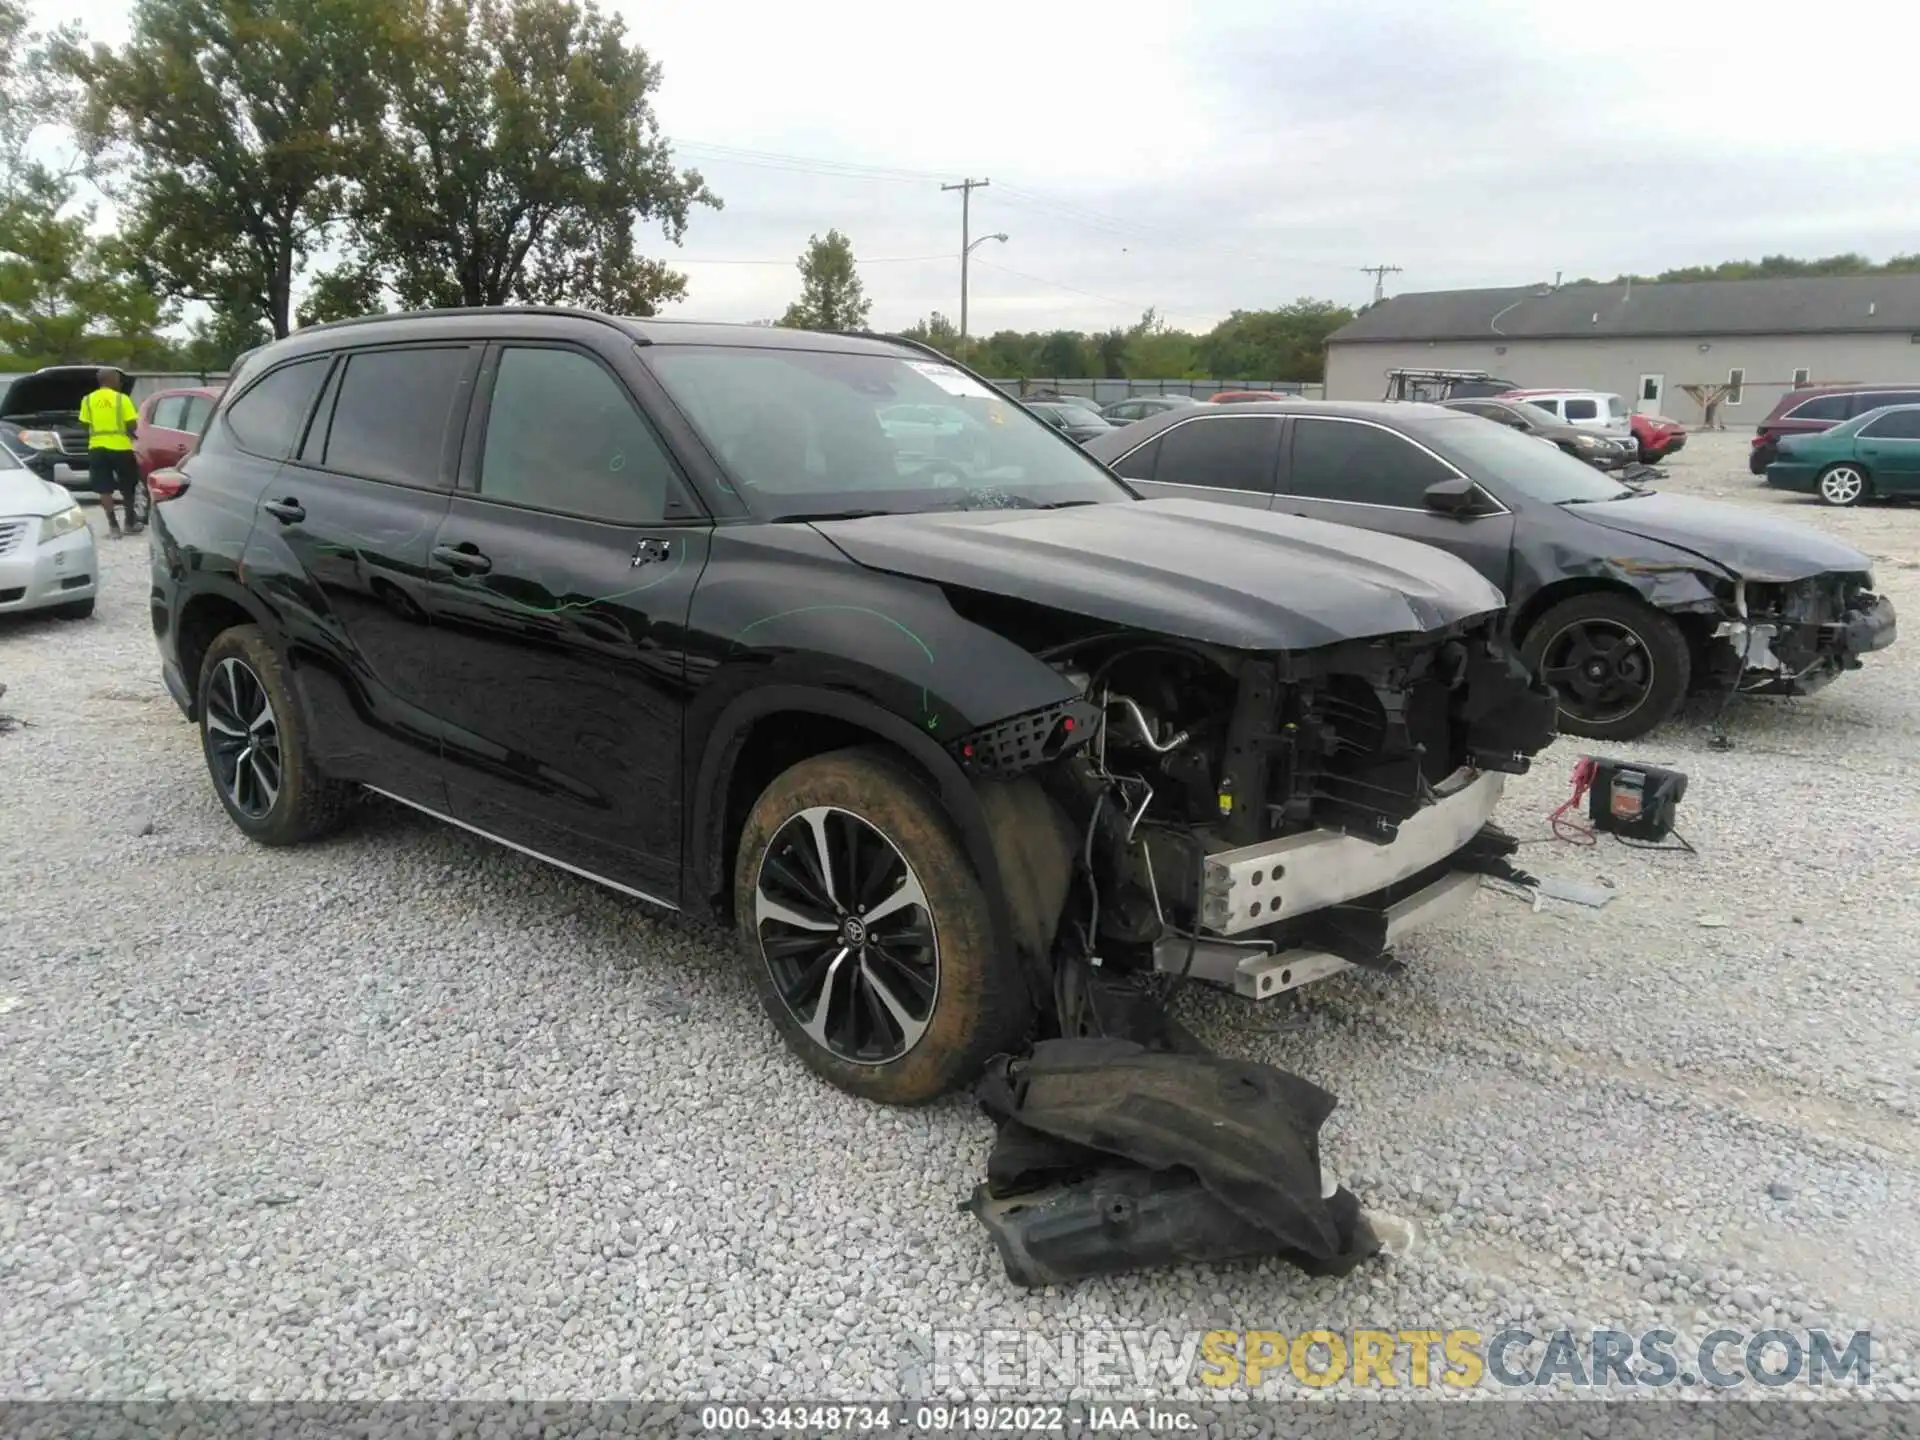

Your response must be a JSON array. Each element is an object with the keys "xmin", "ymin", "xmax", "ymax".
[
  {"xmin": 222, "ymin": 358, "xmax": 331, "ymax": 460},
  {"xmin": 1784, "ymin": 394, "xmax": 1851, "ymax": 423}
]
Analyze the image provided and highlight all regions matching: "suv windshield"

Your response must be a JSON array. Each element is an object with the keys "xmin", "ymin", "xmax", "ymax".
[
  {"xmin": 645, "ymin": 346, "xmax": 1132, "ymax": 519},
  {"xmin": 1421, "ymin": 416, "xmax": 1634, "ymax": 504}
]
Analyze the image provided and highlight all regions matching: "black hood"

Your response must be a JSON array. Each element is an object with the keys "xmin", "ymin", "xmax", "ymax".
[
  {"xmin": 1568, "ymin": 492, "xmax": 1872, "ymax": 583},
  {"xmin": 811, "ymin": 497, "xmax": 1505, "ymax": 651},
  {"xmin": 0, "ymin": 367, "xmax": 107, "ymax": 419}
]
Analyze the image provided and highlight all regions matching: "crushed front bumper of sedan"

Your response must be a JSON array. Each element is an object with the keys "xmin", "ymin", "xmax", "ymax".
[{"xmin": 1708, "ymin": 575, "xmax": 1896, "ymax": 695}]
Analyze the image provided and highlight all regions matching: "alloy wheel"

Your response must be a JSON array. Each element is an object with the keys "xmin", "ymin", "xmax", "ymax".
[
  {"xmin": 204, "ymin": 657, "xmax": 282, "ymax": 819},
  {"xmin": 1819, "ymin": 466, "xmax": 1865, "ymax": 506},
  {"xmin": 754, "ymin": 805, "xmax": 939, "ymax": 1065},
  {"xmin": 1539, "ymin": 618, "xmax": 1655, "ymax": 728}
]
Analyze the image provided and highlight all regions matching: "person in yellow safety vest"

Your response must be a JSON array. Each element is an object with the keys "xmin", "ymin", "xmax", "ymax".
[{"xmin": 79, "ymin": 367, "xmax": 143, "ymax": 537}]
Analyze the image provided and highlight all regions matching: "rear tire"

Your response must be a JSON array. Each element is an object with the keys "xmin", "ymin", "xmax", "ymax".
[
  {"xmin": 1520, "ymin": 592, "xmax": 1690, "ymax": 742},
  {"xmin": 197, "ymin": 624, "xmax": 355, "ymax": 845},
  {"xmin": 733, "ymin": 746, "xmax": 1031, "ymax": 1105}
]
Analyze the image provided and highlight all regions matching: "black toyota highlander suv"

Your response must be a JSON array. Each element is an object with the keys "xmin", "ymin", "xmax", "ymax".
[{"xmin": 149, "ymin": 309, "xmax": 1556, "ymax": 1104}]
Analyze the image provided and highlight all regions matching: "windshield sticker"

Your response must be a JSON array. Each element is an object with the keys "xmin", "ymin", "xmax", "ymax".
[{"xmin": 908, "ymin": 361, "xmax": 998, "ymax": 400}]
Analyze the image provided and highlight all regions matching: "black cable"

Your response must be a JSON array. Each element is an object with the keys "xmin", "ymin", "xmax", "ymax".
[{"xmin": 1617, "ymin": 829, "xmax": 1697, "ymax": 855}]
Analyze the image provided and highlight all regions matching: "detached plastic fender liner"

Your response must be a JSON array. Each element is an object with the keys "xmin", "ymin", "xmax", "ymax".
[
  {"xmin": 686, "ymin": 683, "xmax": 1020, "ymax": 974},
  {"xmin": 966, "ymin": 1038, "xmax": 1381, "ymax": 1286}
]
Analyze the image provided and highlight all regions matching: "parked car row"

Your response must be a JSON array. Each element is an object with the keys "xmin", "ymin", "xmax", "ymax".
[
  {"xmin": 0, "ymin": 364, "xmax": 223, "ymax": 529},
  {"xmin": 1081, "ymin": 398, "xmax": 1896, "ymax": 743},
  {"xmin": 1747, "ymin": 382, "xmax": 1920, "ymax": 505}
]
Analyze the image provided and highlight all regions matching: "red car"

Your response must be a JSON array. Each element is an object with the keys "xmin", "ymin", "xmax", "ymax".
[
  {"xmin": 135, "ymin": 385, "xmax": 221, "ymax": 479},
  {"xmin": 1629, "ymin": 412, "xmax": 1687, "ymax": 464}
]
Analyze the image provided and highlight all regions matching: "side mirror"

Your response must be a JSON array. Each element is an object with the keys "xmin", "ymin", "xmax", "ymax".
[{"xmin": 1424, "ymin": 476, "xmax": 1484, "ymax": 515}]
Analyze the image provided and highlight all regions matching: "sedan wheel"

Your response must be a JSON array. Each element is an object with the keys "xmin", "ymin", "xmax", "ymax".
[
  {"xmin": 1521, "ymin": 592, "xmax": 1690, "ymax": 742},
  {"xmin": 1817, "ymin": 464, "xmax": 1868, "ymax": 507},
  {"xmin": 130, "ymin": 479, "xmax": 151, "ymax": 527}
]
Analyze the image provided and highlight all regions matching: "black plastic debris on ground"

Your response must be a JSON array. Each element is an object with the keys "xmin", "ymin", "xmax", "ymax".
[{"xmin": 964, "ymin": 1036, "xmax": 1380, "ymax": 1287}]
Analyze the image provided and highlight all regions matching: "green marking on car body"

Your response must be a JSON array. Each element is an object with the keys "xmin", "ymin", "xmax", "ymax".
[{"xmin": 729, "ymin": 605, "xmax": 936, "ymax": 715}]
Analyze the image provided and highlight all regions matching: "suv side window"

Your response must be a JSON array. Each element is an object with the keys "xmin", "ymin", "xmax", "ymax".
[
  {"xmin": 1288, "ymin": 417, "xmax": 1456, "ymax": 507},
  {"xmin": 1149, "ymin": 415, "xmax": 1279, "ymax": 492},
  {"xmin": 1524, "ymin": 399, "xmax": 1558, "ymax": 418},
  {"xmin": 1562, "ymin": 398, "xmax": 1599, "ymax": 421},
  {"xmin": 312, "ymin": 345, "xmax": 473, "ymax": 488},
  {"xmin": 1787, "ymin": 394, "xmax": 1851, "ymax": 422},
  {"xmin": 1852, "ymin": 390, "xmax": 1920, "ymax": 416},
  {"xmin": 221, "ymin": 357, "xmax": 331, "ymax": 460},
  {"xmin": 1861, "ymin": 409, "xmax": 1920, "ymax": 440},
  {"xmin": 150, "ymin": 396, "xmax": 185, "ymax": 430},
  {"xmin": 478, "ymin": 346, "xmax": 688, "ymax": 524}
]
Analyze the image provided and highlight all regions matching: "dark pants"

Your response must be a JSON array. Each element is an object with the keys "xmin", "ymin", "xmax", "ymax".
[{"xmin": 89, "ymin": 449, "xmax": 141, "ymax": 519}]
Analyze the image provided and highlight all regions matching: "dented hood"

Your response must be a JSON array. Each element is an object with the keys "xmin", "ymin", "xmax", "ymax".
[
  {"xmin": 1568, "ymin": 492, "xmax": 1872, "ymax": 583},
  {"xmin": 811, "ymin": 497, "xmax": 1504, "ymax": 651}
]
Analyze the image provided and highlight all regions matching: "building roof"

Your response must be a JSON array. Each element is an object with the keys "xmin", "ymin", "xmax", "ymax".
[{"xmin": 1328, "ymin": 274, "xmax": 1920, "ymax": 345}]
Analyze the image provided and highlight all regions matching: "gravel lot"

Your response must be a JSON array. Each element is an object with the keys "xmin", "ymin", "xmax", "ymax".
[{"xmin": 3, "ymin": 430, "xmax": 1917, "ymax": 1404}]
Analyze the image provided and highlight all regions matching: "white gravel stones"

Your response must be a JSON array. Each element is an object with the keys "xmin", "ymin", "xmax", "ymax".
[{"xmin": 3, "ymin": 435, "xmax": 1916, "ymax": 1402}]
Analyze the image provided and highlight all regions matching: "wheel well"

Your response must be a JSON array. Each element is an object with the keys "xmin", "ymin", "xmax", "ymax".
[
  {"xmin": 175, "ymin": 594, "xmax": 256, "ymax": 709},
  {"xmin": 1510, "ymin": 577, "xmax": 1653, "ymax": 646},
  {"xmin": 710, "ymin": 711, "xmax": 947, "ymax": 924}
]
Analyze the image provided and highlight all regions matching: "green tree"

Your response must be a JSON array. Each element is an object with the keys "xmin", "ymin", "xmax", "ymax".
[
  {"xmin": 296, "ymin": 263, "xmax": 386, "ymax": 327},
  {"xmin": 1119, "ymin": 308, "xmax": 1200, "ymax": 380},
  {"xmin": 62, "ymin": 0, "xmax": 395, "ymax": 339},
  {"xmin": 898, "ymin": 310, "xmax": 961, "ymax": 357},
  {"xmin": 778, "ymin": 229, "xmax": 870, "ymax": 331},
  {"xmin": 0, "ymin": 166, "xmax": 176, "ymax": 366},
  {"xmin": 352, "ymin": 0, "xmax": 715, "ymax": 313},
  {"xmin": 1198, "ymin": 299, "xmax": 1353, "ymax": 382}
]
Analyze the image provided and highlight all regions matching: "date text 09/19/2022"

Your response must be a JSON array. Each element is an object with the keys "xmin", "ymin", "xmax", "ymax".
[{"xmin": 699, "ymin": 1403, "xmax": 1193, "ymax": 1432}]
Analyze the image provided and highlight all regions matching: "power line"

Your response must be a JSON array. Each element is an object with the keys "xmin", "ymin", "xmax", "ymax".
[
  {"xmin": 969, "ymin": 259, "xmax": 1216, "ymax": 330},
  {"xmin": 676, "ymin": 253, "xmax": 951, "ymax": 266},
  {"xmin": 665, "ymin": 137, "xmax": 1357, "ymax": 273}
]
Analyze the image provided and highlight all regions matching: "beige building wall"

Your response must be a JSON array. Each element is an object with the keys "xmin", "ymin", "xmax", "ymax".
[{"xmin": 1324, "ymin": 333, "xmax": 1920, "ymax": 422}]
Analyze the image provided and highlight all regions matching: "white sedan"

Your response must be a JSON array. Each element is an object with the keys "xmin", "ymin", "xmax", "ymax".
[{"xmin": 0, "ymin": 446, "xmax": 97, "ymax": 620}]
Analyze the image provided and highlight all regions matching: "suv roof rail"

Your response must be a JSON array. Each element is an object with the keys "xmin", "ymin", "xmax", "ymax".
[{"xmin": 291, "ymin": 304, "xmax": 650, "ymax": 343}]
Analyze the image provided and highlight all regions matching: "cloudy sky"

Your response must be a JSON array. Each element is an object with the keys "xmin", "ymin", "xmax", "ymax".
[{"xmin": 35, "ymin": 0, "xmax": 1920, "ymax": 333}]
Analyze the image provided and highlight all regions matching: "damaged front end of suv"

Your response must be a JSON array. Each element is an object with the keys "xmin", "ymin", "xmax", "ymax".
[
  {"xmin": 950, "ymin": 603, "xmax": 1553, "ymax": 1013},
  {"xmin": 776, "ymin": 495, "xmax": 1557, "ymax": 1284}
]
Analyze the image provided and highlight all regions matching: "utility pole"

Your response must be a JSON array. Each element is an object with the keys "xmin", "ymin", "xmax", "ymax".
[
  {"xmin": 942, "ymin": 177, "xmax": 990, "ymax": 344},
  {"xmin": 1360, "ymin": 263, "xmax": 1403, "ymax": 305}
]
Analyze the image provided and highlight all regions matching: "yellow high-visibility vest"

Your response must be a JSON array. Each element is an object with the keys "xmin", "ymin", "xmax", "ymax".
[{"xmin": 80, "ymin": 387, "xmax": 139, "ymax": 451}]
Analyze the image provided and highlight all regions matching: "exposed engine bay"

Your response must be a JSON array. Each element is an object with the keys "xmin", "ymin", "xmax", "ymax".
[
  {"xmin": 952, "ymin": 611, "xmax": 1559, "ymax": 1022},
  {"xmin": 1706, "ymin": 572, "xmax": 1897, "ymax": 696},
  {"xmin": 948, "ymin": 611, "xmax": 1557, "ymax": 1285}
]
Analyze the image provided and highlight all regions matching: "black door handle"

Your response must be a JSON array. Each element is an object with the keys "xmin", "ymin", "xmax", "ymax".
[
  {"xmin": 431, "ymin": 543, "xmax": 492, "ymax": 574},
  {"xmin": 262, "ymin": 498, "xmax": 305, "ymax": 524}
]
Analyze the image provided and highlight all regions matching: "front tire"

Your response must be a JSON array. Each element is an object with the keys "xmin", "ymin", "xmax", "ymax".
[
  {"xmin": 1816, "ymin": 464, "xmax": 1869, "ymax": 507},
  {"xmin": 733, "ymin": 746, "xmax": 1031, "ymax": 1104},
  {"xmin": 198, "ymin": 624, "xmax": 354, "ymax": 844},
  {"xmin": 1521, "ymin": 593, "xmax": 1690, "ymax": 742}
]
